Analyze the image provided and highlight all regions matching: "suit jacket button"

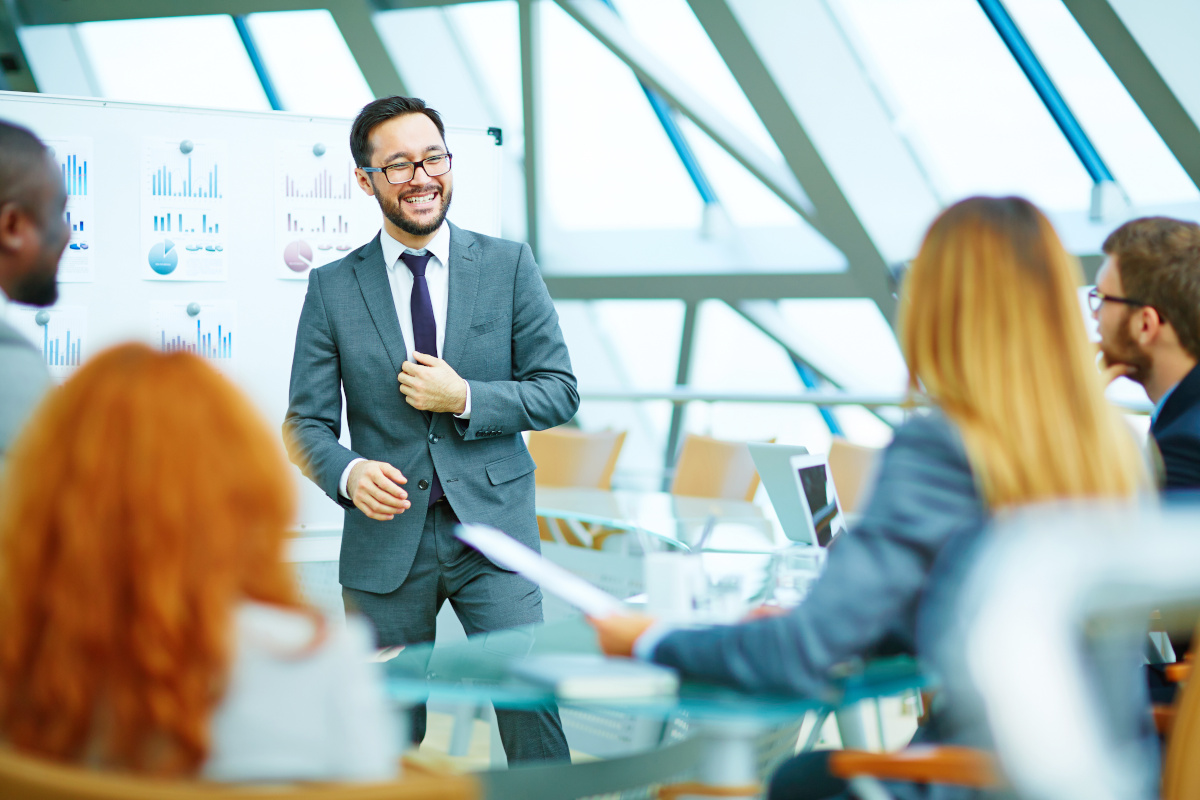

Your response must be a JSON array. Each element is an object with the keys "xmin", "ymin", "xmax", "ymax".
[
  {"xmin": 418, "ymin": 479, "xmax": 430, "ymax": 490},
  {"xmin": 428, "ymin": 432, "xmax": 438, "ymax": 443}
]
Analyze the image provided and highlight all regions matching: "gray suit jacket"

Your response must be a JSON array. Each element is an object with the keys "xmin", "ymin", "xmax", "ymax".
[
  {"xmin": 283, "ymin": 223, "xmax": 578, "ymax": 594},
  {"xmin": 652, "ymin": 411, "xmax": 987, "ymax": 698},
  {"xmin": 0, "ymin": 316, "xmax": 51, "ymax": 468}
]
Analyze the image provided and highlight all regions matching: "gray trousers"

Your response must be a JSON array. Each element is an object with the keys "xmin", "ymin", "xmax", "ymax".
[{"xmin": 343, "ymin": 498, "xmax": 570, "ymax": 764}]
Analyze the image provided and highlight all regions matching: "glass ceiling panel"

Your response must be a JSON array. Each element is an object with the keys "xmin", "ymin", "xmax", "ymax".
[
  {"xmin": 540, "ymin": 1, "xmax": 702, "ymax": 231},
  {"xmin": 608, "ymin": 0, "xmax": 783, "ymax": 160},
  {"xmin": 832, "ymin": 0, "xmax": 1093, "ymax": 212},
  {"xmin": 775, "ymin": 298, "xmax": 908, "ymax": 394},
  {"xmin": 445, "ymin": 1, "xmax": 523, "ymax": 137},
  {"xmin": 76, "ymin": 15, "xmax": 269, "ymax": 111},
  {"xmin": 677, "ymin": 117, "xmax": 808, "ymax": 230},
  {"xmin": 244, "ymin": 11, "xmax": 372, "ymax": 117},
  {"xmin": 1004, "ymin": 0, "xmax": 1198, "ymax": 207}
]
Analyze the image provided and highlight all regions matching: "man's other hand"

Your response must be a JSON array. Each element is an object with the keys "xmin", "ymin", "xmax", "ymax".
[
  {"xmin": 348, "ymin": 459, "xmax": 410, "ymax": 520},
  {"xmin": 587, "ymin": 613, "xmax": 656, "ymax": 658},
  {"xmin": 398, "ymin": 352, "xmax": 468, "ymax": 413}
]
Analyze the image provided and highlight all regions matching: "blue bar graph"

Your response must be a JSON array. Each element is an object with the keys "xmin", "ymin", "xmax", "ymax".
[
  {"xmin": 159, "ymin": 319, "xmax": 232, "ymax": 360},
  {"xmin": 150, "ymin": 157, "xmax": 221, "ymax": 198},
  {"xmin": 40, "ymin": 322, "xmax": 82, "ymax": 367},
  {"xmin": 60, "ymin": 153, "xmax": 88, "ymax": 196}
]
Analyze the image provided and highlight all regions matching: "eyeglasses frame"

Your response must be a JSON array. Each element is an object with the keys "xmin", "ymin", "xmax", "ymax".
[
  {"xmin": 360, "ymin": 153, "xmax": 453, "ymax": 185},
  {"xmin": 1087, "ymin": 287, "xmax": 1151, "ymax": 314}
]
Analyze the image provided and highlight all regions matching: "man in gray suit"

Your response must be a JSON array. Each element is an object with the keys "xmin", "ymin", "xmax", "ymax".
[
  {"xmin": 0, "ymin": 121, "xmax": 68, "ymax": 464},
  {"xmin": 284, "ymin": 97, "xmax": 576, "ymax": 762}
]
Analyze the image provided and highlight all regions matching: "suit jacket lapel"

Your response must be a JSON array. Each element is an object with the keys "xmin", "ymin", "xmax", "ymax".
[
  {"xmin": 353, "ymin": 234, "xmax": 408, "ymax": 376},
  {"xmin": 442, "ymin": 222, "xmax": 479, "ymax": 367}
]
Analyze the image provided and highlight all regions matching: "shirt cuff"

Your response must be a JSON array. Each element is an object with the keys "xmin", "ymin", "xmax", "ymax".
[
  {"xmin": 454, "ymin": 380, "xmax": 472, "ymax": 420},
  {"xmin": 632, "ymin": 621, "xmax": 679, "ymax": 662},
  {"xmin": 339, "ymin": 458, "xmax": 366, "ymax": 499}
]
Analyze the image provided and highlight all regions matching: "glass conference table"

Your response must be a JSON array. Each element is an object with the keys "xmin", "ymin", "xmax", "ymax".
[
  {"xmin": 383, "ymin": 616, "xmax": 926, "ymax": 800},
  {"xmin": 534, "ymin": 487, "xmax": 783, "ymax": 554}
]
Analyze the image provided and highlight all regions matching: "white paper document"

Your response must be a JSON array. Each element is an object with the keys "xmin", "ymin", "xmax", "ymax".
[{"xmin": 456, "ymin": 524, "xmax": 624, "ymax": 617}]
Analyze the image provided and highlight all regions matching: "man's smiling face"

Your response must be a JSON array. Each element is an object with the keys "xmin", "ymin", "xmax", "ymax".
[{"xmin": 360, "ymin": 113, "xmax": 453, "ymax": 239}]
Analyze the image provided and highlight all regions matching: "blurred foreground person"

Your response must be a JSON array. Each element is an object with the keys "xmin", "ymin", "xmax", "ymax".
[
  {"xmin": 591, "ymin": 197, "xmax": 1147, "ymax": 800},
  {"xmin": 0, "ymin": 344, "xmax": 399, "ymax": 781},
  {"xmin": 1094, "ymin": 217, "xmax": 1200, "ymax": 491},
  {"xmin": 0, "ymin": 120, "xmax": 69, "ymax": 465}
]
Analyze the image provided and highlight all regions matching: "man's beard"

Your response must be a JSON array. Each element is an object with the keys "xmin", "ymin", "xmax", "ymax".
[
  {"xmin": 11, "ymin": 235, "xmax": 61, "ymax": 307},
  {"xmin": 1100, "ymin": 310, "xmax": 1152, "ymax": 385},
  {"xmin": 379, "ymin": 186, "xmax": 453, "ymax": 238}
]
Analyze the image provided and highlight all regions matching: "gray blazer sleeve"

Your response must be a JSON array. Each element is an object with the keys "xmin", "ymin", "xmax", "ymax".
[
  {"xmin": 282, "ymin": 269, "xmax": 359, "ymax": 506},
  {"xmin": 650, "ymin": 412, "xmax": 987, "ymax": 697},
  {"xmin": 455, "ymin": 243, "xmax": 578, "ymax": 440},
  {"xmin": 0, "ymin": 326, "xmax": 52, "ymax": 465}
]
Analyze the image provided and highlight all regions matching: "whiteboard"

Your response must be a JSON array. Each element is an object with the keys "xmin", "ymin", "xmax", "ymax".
[{"xmin": 0, "ymin": 91, "xmax": 502, "ymax": 534}]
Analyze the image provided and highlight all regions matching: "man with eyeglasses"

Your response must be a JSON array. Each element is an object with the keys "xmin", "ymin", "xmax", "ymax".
[
  {"xmin": 284, "ymin": 97, "xmax": 574, "ymax": 762},
  {"xmin": 1092, "ymin": 216, "xmax": 1200, "ymax": 491}
]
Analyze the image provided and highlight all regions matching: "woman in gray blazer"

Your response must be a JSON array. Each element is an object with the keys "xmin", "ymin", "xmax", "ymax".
[{"xmin": 591, "ymin": 196, "xmax": 1149, "ymax": 800}]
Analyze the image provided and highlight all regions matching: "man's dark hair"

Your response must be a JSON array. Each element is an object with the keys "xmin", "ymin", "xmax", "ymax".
[
  {"xmin": 350, "ymin": 96, "xmax": 445, "ymax": 168},
  {"xmin": 0, "ymin": 120, "xmax": 50, "ymax": 215},
  {"xmin": 1103, "ymin": 216, "xmax": 1200, "ymax": 360}
]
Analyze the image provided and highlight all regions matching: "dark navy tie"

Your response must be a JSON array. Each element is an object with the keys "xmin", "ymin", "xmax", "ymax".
[{"xmin": 400, "ymin": 250, "xmax": 443, "ymax": 505}]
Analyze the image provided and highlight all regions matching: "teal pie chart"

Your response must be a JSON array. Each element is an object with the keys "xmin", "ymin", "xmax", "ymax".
[{"xmin": 148, "ymin": 239, "xmax": 178, "ymax": 275}]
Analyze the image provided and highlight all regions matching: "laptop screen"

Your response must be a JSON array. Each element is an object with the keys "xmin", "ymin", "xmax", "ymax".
[{"xmin": 796, "ymin": 463, "xmax": 847, "ymax": 547}]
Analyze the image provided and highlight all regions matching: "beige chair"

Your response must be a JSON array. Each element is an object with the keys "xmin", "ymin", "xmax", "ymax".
[
  {"xmin": 527, "ymin": 426, "xmax": 626, "ymax": 489},
  {"xmin": 528, "ymin": 426, "xmax": 626, "ymax": 547},
  {"xmin": 670, "ymin": 434, "xmax": 766, "ymax": 502},
  {"xmin": 827, "ymin": 438, "xmax": 881, "ymax": 514},
  {"xmin": 0, "ymin": 747, "xmax": 479, "ymax": 800}
]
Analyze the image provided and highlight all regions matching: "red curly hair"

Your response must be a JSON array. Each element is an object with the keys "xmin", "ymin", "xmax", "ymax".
[{"xmin": 0, "ymin": 343, "xmax": 310, "ymax": 775}]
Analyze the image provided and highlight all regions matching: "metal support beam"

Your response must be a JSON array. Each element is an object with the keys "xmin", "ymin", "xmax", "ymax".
[
  {"xmin": 553, "ymin": 0, "xmax": 814, "ymax": 221},
  {"xmin": 662, "ymin": 300, "xmax": 697, "ymax": 491},
  {"xmin": 978, "ymin": 0, "xmax": 1113, "ymax": 185},
  {"xmin": 0, "ymin": 1, "xmax": 38, "ymax": 92},
  {"xmin": 686, "ymin": 0, "xmax": 895, "ymax": 322},
  {"xmin": 328, "ymin": 1, "xmax": 407, "ymax": 99},
  {"xmin": 17, "ymin": 0, "xmax": 327, "ymax": 25},
  {"xmin": 1061, "ymin": 0, "xmax": 1200, "ymax": 192},
  {"xmin": 15, "ymin": 0, "xmax": 409, "ymax": 100},
  {"xmin": 543, "ymin": 271, "xmax": 858, "ymax": 302},
  {"xmin": 233, "ymin": 15, "xmax": 284, "ymax": 110},
  {"xmin": 518, "ymin": 0, "xmax": 541, "ymax": 257}
]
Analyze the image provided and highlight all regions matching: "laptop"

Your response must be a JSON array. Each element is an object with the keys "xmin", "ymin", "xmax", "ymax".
[
  {"xmin": 748, "ymin": 443, "xmax": 811, "ymax": 543},
  {"xmin": 789, "ymin": 452, "xmax": 848, "ymax": 548}
]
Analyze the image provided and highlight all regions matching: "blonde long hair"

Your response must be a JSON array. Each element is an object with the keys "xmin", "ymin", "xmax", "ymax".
[{"xmin": 900, "ymin": 196, "xmax": 1146, "ymax": 507}]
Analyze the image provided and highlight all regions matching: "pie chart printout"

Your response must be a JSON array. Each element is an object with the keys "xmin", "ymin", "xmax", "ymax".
[
  {"xmin": 148, "ymin": 239, "xmax": 178, "ymax": 275},
  {"xmin": 284, "ymin": 239, "xmax": 314, "ymax": 272}
]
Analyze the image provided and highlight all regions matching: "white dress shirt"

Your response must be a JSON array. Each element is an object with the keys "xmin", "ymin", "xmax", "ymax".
[{"xmin": 338, "ymin": 223, "xmax": 471, "ymax": 499}]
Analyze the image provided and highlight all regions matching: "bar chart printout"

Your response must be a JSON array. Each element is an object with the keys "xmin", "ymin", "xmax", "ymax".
[
  {"xmin": 153, "ymin": 301, "xmax": 236, "ymax": 365},
  {"xmin": 274, "ymin": 141, "xmax": 380, "ymax": 279},
  {"xmin": 44, "ymin": 137, "xmax": 95, "ymax": 282},
  {"xmin": 141, "ymin": 139, "xmax": 229, "ymax": 281},
  {"xmin": 6, "ymin": 304, "xmax": 88, "ymax": 381}
]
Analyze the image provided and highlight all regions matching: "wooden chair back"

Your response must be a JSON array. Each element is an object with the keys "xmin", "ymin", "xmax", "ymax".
[
  {"xmin": 827, "ymin": 438, "xmax": 880, "ymax": 514},
  {"xmin": 0, "ymin": 748, "xmax": 479, "ymax": 800},
  {"xmin": 670, "ymin": 434, "xmax": 764, "ymax": 502},
  {"xmin": 1164, "ymin": 624, "xmax": 1200, "ymax": 799},
  {"xmin": 527, "ymin": 426, "xmax": 626, "ymax": 490}
]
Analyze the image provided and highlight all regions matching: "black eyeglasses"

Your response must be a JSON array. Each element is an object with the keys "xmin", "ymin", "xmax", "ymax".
[
  {"xmin": 361, "ymin": 153, "xmax": 453, "ymax": 185},
  {"xmin": 1087, "ymin": 287, "xmax": 1149, "ymax": 313}
]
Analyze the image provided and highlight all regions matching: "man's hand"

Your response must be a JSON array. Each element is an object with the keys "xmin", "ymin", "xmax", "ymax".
[
  {"xmin": 348, "ymin": 459, "xmax": 410, "ymax": 521},
  {"xmin": 1097, "ymin": 351, "xmax": 1135, "ymax": 385},
  {"xmin": 398, "ymin": 352, "xmax": 467, "ymax": 413},
  {"xmin": 587, "ymin": 613, "xmax": 657, "ymax": 658}
]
